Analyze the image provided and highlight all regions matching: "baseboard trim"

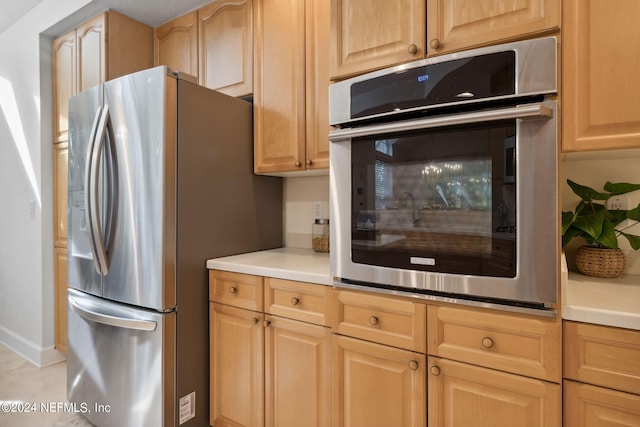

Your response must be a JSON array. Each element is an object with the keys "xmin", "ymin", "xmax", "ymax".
[{"xmin": 0, "ymin": 325, "xmax": 65, "ymax": 367}]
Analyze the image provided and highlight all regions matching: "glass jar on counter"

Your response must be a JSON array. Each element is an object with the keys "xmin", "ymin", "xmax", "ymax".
[{"xmin": 312, "ymin": 219, "xmax": 329, "ymax": 252}]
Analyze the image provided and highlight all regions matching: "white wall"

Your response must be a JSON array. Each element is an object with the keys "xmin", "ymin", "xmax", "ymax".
[
  {"xmin": 561, "ymin": 149, "xmax": 640, "ymax": 276},
  {"xmin": 0, "ymin": 0, "xmax": 91, "ymax": 366}
]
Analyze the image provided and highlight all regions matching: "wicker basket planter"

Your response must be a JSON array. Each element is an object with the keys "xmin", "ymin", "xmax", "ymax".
[{"xmin": 575, "ymin": 246, "xmax": 626, "ymax": 278}]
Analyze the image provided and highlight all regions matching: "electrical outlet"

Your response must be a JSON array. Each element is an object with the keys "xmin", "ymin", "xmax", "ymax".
[
  {"xmin": 312, "ymin": 201, "xmax": 323, "ymax": 219},
  {"xmin": 607, "ymin": 196, "xmax": 629, "ymax": 211}
]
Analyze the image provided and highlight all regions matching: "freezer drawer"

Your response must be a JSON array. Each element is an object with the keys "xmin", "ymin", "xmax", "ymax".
[{"xmin": 67, "ymin": 288, "xmax": 176, "ymax": 427}]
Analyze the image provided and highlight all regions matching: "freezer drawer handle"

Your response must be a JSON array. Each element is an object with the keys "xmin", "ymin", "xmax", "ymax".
[{"xmin": 69, "ymin": 296, "xmax": 157, "ymax": 332}]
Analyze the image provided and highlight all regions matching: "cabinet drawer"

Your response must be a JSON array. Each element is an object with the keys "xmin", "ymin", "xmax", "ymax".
[
  {"xmin": 265, "ymin": 278, "xmax": 329, "ymax": 326},
  {"xmin": 209, "ymin": 270, "xmax": 263, "ymax": 311},
  {"xmin": 329, "ymin": 289, "xmax": 426, "ymax": 353},
  {"xmin": 564, "ymin": 321, "xmax": 640, "ymax": 395},
  {"xmin": 427, "ymin": 305, "xmax": 561, "ymax": 382}
]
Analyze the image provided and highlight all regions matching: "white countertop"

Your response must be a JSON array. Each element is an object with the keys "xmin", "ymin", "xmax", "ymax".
[
  {"xmin": 208, "ymin": 249, "xmax": 640, "ymax": 329},
  {"xmin": 561, "ymin": 255, "xmax": 640, "ymax": 330},
  {"xmin": 206, "ymin": 247, "xmax": 331, "ymax": 286}
]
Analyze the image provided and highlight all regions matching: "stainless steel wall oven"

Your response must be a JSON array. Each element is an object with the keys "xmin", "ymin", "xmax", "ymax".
[{"xmin": 329, "ymin": 37, "xmax": 559, "ymax": 315}]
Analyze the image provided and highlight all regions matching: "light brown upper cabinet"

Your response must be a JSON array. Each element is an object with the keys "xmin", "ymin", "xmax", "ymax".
[
  {"xmin": 427, "ymin": 0, "xmax": 559, "ymax": 56},
  {"xmin": 199, "ymin": 0, "xmax": 253, "ymax": 97},
  {"xmin": 330, "ymin": 0, "xmax": 425, "ymax": 80},
  {"xmin": 254, "ymin": 0, "xmax": 330, "ymax": 175},
  {"xmin": 52, "ymin": 31, "xmax": 76, "ymax": 144},
  {"xmin": 562, "ymin": 0, "xmax": 640, "ymax": 152},
  {"xmin": 330, "ymin": 0, "xmax": 559, "ymax": 80},
  {"xmin": 154, "ymin": 11, "xmax": 199, "ymax": 78},
  {"xmin": 76, "ymin": 14, "xmax": 106, "ymax": 93},
  {"xmin": 52, "ymin": 11, "xmax": 154, "ymax": 144}
]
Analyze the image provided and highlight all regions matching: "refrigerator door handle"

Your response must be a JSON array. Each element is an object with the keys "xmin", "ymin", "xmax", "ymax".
[
  {"xmin": 89, "ymin": 105, "xmax": 111, "ymax": 275},
  {"xmin": 84, "ymin": 106, "xmax": 103, "ymax": 275},
  {"xmin": 68, "ymin": 294, "xmax": 158, "ymax": 332}
]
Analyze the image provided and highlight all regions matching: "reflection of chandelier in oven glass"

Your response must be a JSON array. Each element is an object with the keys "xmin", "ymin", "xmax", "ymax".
[
  {"xmin": 420, "ymin": 161, "xmax": 491, "ymax": 209},
  {"xmin": 421, "ymin": 164, "xmax": 442, "ymax": 178}
]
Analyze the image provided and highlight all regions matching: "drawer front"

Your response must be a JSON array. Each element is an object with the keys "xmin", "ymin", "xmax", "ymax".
[
  {"xmin": 329, "ymin": 289, "xmax": 427, "ymax": 353},
  {"xmin": 265, "ymin": 277, "xmax": 329, "ymax": 326},
  {"xmin": 564, "ymin": 321, "xmax": 640, "ymax": 395},
  {"xmin": 427, "ymin": 304, "xmax": 561, "ymax": 382},
  {"xmin": 209, "ymin": 270, "xmax": 263, "ymax": 311}
]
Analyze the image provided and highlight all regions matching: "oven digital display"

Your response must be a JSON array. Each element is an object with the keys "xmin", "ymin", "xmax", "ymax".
[{"xmin": 350, "ymin": 51, "xmax": 515, "ymax": 120}]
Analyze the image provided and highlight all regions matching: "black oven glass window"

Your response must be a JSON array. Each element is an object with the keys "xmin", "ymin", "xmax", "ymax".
[{"xmin": 351, "ymin": 120, "xmax": 517, "ymax": 277}]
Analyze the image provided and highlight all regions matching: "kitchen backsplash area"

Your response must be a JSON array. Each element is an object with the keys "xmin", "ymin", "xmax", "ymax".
[
  {"xmin": 561, "ymin": 148, "xmax": 640, "ymax": 276},
  {"xmin": 283, "ymin": 148, "xmax": 640, "ymax": 277},
  {"xmin": 284, "ymin": 175, "xmax": 330, "ymax": 249}
]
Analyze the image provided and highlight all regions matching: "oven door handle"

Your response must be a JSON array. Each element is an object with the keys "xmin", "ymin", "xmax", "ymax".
[{"xmin": 328, "ymin": 103, "xmax": 553, "ymax": 141}]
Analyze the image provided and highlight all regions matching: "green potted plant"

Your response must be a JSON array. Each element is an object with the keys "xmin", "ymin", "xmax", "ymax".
[{"xmin": 562, "ymin": 179, "xmax": 640, "ymax": 278}]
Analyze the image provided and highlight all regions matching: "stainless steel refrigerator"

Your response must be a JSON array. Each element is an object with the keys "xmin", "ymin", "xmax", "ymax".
[{"xmin": 66, "ymin": 66, "xmax": 282, "ymax": 427}]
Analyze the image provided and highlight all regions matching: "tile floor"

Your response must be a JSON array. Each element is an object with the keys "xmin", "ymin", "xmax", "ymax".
[{"xmin": 0, "ymin": 344, "xmax": 93, "ymax": 427}]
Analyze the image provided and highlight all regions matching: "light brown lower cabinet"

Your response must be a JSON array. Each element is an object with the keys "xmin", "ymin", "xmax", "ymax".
[
  {"xmin": 209, "ymin": 273, "xmax": 573, "ymax": 426},
  {"xmin": 53, "ymin": 141, "xmax": 68, "ymax": 354},
  {"xmin": 264, "ymin": 315, "xmax": 331, "ymax": 427},
  {"xmin": 563, "ymin": 320, "xmax": 640, "ymax": 426},
  {"xmin": 564, "ymin": 380, "xmax": 640, "ymax": 427},
  {"xmin": 428, "ymin": 356, "xmax": 561, "ymax": 427},
  {"xmin": 209, "ymin": 271, "xmax": 331, "ymax": 427},
  {"xmin": 210, "ymin": 302, "xmax": 264, "ymax": 427},
  {"xmin": 332, "ymin": 334, "xmax": 426, "ymax": 427},
  {"xmin": 54, "ymin": 247, "xmax": 68, "ymax": 354}
]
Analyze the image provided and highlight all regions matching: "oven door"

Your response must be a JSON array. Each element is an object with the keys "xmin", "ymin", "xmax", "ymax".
[{"xmin": 329, "ymin": 101, "xmax": 558, "ymax": 309}]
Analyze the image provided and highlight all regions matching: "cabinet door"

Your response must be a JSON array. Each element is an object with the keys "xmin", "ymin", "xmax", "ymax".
[
  {"xmin": 330, "ymin": 0, "xmax": 425, "ymax": 79},
  {"xmin": 428, "ymin": 357, "xmax": 561, "ymax": 427},
  {"xmin": 76, "ymin": 13, "xmax": 106, "ymax": 93},
  {"xmin": 54, "ymin": 247, "xmax": 68, "ymax": 354},
  {"xmin": 427, "ymin": 0, "xmax": 559, "ymax": 56},
  {"xmin": 564, "ymin": 380, "xmax": 640, "ymax": 427},
  {"xmin": 154, "ymin": 11, "xmax": 199, "ymax": 78},
  {"xmin": 305, "ymin": 0, "xmax": 330, "ymax": 170},
  {"xmin": 333, "ymin": 334, "xmax": 426, "ymax": 427},
  {"xmin": 53, "ymin": 142, "xmax": 68, "ymax": 248},
  {"xmin": 199, "ymin": 0, "xmax": 253, "ymax": 97},
  {"xmin": 52, "ymin": 30, "xmax": 76, "ymax": 143},
  {"xmin": 562, "ymin": 0, "xmax": 640, "ymax": 151},
  {"xmin": 253, "ymin": 0, "xmax": 306, "ymax": 174},
  {"xmin": 210, "ymin": 302, "xmax": 264, "ymax": 427},
  {"xmin": 264, "ymin": 316, "xmax": 331, "ymax": 427}
]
